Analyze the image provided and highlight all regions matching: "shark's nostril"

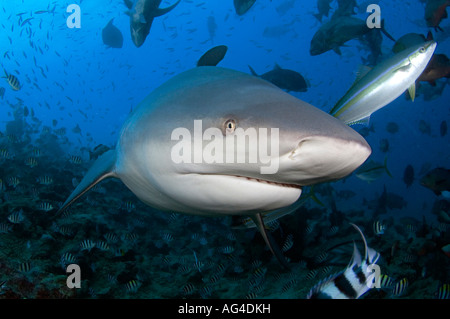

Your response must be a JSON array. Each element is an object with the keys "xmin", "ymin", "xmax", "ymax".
[{"xmin": 288, "ymin": 139, "xmax": 308, "ymax": 160}]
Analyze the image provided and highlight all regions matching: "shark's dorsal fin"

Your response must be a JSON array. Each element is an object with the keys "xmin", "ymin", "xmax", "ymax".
[
  {"xmin": 250, "ymin": 213, "xmax": 290, "ymax": 269},
  {"xmin": 153, "ymin": 0, "xmax": 181, "ymax": 18},
  {"xmin": 56, "ymin": 150, "xmax": 117, "ymax": 214}
]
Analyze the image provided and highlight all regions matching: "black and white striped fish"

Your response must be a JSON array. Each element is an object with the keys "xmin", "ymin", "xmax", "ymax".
[
  {"xmin": 125, "ymin": 280, "xmax": 141, "ymax": 293},
  {"xmin": 373, "ymin": 220, "xmax": 386, "ymax": 236},
  {"xmin": 3, "ymin": 70, "xmax": 21, "ymax": 91},
  {"xmin": 307, "ymin": 224, "xmax": 380, "ymax": 299},
  {"xmin": 7, "ymin": 209, "xmax": 24, "ymax": 224},
  {"xmin": 391, "ymin": 278, "xmax": 408, "ymax": 296}
]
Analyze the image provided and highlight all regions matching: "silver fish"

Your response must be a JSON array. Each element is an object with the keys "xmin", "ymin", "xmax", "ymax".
[{"xmin": 330, "ymin": 41, "xmax": 436, "ymax": 125}]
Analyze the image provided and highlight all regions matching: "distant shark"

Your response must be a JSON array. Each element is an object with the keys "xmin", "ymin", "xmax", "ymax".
[
  {"xmin": 124, "ymin": 0, "xmax": 181, "ymax": 48},
  {"xmin": 57, "ymin": 67, "xmax": 371, "ymax": 267}
]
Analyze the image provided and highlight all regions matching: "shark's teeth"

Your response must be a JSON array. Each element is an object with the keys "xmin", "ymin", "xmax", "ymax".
[{"xmin": 238, "ymin": 176, "xmax": 302, "ymax": 189}]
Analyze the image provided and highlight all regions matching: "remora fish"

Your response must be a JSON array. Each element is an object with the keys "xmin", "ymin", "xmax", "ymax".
[
  {"xmin": 57, "ymin": 67, "xmax": 370, "ymax": 267},
  {"xmin": 330, "ymin": 41, "xmax": 436, "ymax": 125},
  {"xmin": 125, "ymin": 0, "xmax": 181, "ymax": 48},
  {"xmin": 307, "ymin": 224, "xmax": 380, "ymax": 299}
]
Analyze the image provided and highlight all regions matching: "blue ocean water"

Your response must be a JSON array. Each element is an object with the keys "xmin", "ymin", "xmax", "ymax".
[{"xmin": 0, "ymin": 0, "xmax": 449, "ymax": 299}]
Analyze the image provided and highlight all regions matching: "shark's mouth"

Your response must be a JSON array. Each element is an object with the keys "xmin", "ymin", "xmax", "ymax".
[
  {"xmin": 197, "ymin": 173, "xmax": 302, "ymax": 190},
  {"xmin": 236, "ymin": 175, "xmax": 302, "ymax": 189}
]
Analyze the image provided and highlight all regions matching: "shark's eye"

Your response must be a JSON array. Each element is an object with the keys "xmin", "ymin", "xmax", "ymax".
[
  {"xmin": 224, "ymin": 119, "xmax": 236, "ymax": 134},
  {"xmin": 419, "ymin": 47, "xmax": 426, "ymax": 53}
]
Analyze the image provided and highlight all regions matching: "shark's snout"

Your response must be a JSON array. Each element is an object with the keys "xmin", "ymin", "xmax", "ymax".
[{"xmin": 283, "ymin": 132, "xmax": 371, "ymax": 185}]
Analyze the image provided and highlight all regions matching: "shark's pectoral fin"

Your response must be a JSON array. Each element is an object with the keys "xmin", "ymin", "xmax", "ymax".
[
  {"xmin": 153, "ymin": 0, "xmax": 181, "ymax": 18},
  {"xmin": 57, "ymin": 150, "xmax": 118, "ymax": 214},
  {"xmin": 250, "ymin": 213, "xmax": 290, "ymax": 269}
]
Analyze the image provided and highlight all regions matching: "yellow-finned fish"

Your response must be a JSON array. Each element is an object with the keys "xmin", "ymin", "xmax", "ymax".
[
  {"xmin": 330, "ymin": 41, "xmax": 436, "ymax": 125},
  {"xmin": 3, "ymin": 70, "xmax": 21, "ymax": 91}
]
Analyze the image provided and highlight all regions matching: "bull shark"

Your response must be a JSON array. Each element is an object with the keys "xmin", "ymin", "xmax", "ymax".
[
  {"xmin": 57, "ymin": 67, "xmax": 371, "ymax": 267},
  {"xmin": 124, "ymin": 0, "xmax": 181, "ymax": 48}
]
